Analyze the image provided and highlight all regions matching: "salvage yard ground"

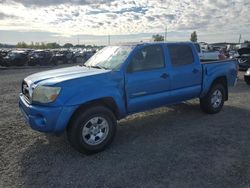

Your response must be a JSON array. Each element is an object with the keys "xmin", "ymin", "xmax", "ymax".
[{"xmin": 0, "ymin": 65, "xmax": 250, "ymax": 187}]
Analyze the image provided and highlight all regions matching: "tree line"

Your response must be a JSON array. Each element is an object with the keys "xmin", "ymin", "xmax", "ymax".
[{"xmin": 0, "ymin": 42, "xmax": 101, "ymax": 49}]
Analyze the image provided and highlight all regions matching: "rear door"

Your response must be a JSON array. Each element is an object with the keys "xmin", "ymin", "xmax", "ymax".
[
  {"xmin": 166, "ymin": 43, "xmax": 202, "ymax": 102},
  {"xmin": 125, "ymin": 44, "xmax": 171, "ymax": 113}
]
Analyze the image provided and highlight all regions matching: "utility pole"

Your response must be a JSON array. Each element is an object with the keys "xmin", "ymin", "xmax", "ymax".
[
  {"xmin": 238, "ymin": 34, "xmax": 242, "ymax": 44},
  {"xmin": 164, "ymin": 26, "xmax": 167, "ymax": 42},
  {"xmin": 108, "ymin": 34, "xmax": 110, "ymax": 45}
]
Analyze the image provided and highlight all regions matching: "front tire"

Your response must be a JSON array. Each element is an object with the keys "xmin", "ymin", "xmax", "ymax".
[
  {"xmin": 200, "ymin": 84, "xmax": 225, "ymax": 114},
  {"xmin": 67, "ymin": 106, "xmax": 117, "ymax": 154}
]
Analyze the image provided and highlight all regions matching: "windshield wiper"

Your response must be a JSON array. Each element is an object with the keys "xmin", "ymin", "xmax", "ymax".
[
  {"xmin": 89, "ymin": 65, "xmax": 109, "ymax": 70},
  {"xmin": 80, "ymin": 64, "xmax": 109, "ymax": 70},
  {"xmin": 79, "ymin": 64, "xmax": 87, "ymax": 67},
  {"xmin": 90, "ymin": 65, "xmax": 102, "ymax": 69}
]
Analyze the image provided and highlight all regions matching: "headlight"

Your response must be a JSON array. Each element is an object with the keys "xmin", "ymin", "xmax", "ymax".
[
  {"xmin": 32, "ymin": 86, "xmax": 61, "ymax": 103},
  {"xmin": 246, "ymin": 70, "xmax": 250, "ymax": 75}
]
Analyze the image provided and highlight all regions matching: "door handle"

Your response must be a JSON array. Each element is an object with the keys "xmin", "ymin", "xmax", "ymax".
[
  {"xmin": 160, "ymin": 73, "xmax": 169, "ymax": 79},
  {"xmin": 192, "ymin": 68, "xmax": 199, "ymax": 74}
]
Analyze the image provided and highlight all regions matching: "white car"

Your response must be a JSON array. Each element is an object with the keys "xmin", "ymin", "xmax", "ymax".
[{"xmin": 194, "ymin": 43, "xmax": 220, "ymax": 61}]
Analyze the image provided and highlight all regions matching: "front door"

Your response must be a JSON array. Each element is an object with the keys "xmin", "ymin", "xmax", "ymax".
[{"xmin": 125, "ymin": 44, "xmax": 171, "ymax": 113}]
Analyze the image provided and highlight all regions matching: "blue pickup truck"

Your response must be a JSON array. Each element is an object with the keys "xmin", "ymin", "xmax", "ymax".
[{"xmin": 19, "ymin": 42, "xmax": 238, "ymax": 153}]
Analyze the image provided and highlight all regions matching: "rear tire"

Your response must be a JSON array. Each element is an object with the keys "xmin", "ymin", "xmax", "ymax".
[
  {"xmin": 67, "ymin": 106, "xmax": 117, "ymax": 154},
  {"xmin": 200, "ymin": 84, "xmax": 225, "ymax": 114}
]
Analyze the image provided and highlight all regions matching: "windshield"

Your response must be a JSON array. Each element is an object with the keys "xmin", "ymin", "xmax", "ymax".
[{"xmin": 85, "ymin": 46, "xmax": 134, "ymax": 70}]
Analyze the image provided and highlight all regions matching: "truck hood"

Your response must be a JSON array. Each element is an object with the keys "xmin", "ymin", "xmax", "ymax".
[
  {"xmin": 238, "ymin": 48, "xmax": 250, "ymax": 56},
  {"xmin": 24, "ymin": 65, "xmax": 110, "ymax": 85}
]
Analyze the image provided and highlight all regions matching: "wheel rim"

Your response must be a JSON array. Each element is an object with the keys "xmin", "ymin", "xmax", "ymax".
[
  {"xmin": 82, "ymin": 116, "xmax": 109, "ymax": 146},
  {"xmin": 211, "ymin": 89, "xmax": 223, "ymax": 108}
]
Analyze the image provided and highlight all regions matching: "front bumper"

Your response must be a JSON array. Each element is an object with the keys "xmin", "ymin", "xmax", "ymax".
[{"xmin": 19, "ymin": 93, "xmax": 77, "ymax": 133}]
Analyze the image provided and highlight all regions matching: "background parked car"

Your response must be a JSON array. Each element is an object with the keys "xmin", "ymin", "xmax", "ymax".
[
  {"xmin": 0, "ymin": 49, "xmax": 9, "ymax": 58},
  {"xmin": 85, "ymin": 50, "xmax": 96, "ymax": 61},
  {"xmin": 229, "ymin": 50, "xmax": 239, "ymax": 58},
  {"xmin": 244, "ymin": 68, "xmax": 250, "ymax": 85},
  {"xmin": 28, "ymin": 50, "xmax": 54, "ymax": 66},
  {"xmin": 0, "ymin": 49, "xmax": 10, "ymax": 66},
  {"xmin": 0, "ymin": 48, "xmax": 97, "ymax": 67},
  {"xmin": 2, "ymin": 51, "xmax": 28, "ymax": 66},
  {"xmin": 72, "ymin": 50, "xmax": 96, "ymax": 64},
  {"xmin": 237, "ymin": 48, "xmax": 250, "ymax": 71},
  {"xmin": 194, "ymin": 43, "xmax": 220, "ymax": 61},
  {"xmin": 50, "ymin": 50, "xmax": 70, "ymax": 65},
  {"xmin": 65, "ymin": 51, "xmax": 74, "ymax": 64},
  {"xmin": 72, "ymin": 51, "xmax": 85, "ymax": 64},
  {"xmin": 0, "ymin": 56, "xmax": 3, "ymax": 66}
]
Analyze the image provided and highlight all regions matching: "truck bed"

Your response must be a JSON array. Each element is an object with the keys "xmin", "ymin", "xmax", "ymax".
[{"xmin": 200, "ymin": 59, "xmax": 238, "ymax": 98}]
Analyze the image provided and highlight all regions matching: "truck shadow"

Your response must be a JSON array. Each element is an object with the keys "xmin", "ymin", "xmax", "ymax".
[{"xmin": 19, "ymin": 104, "xmax": 250, "ymax": 187}]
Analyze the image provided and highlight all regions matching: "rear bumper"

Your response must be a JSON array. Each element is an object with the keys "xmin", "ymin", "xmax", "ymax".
[{"xmin": 19, "ymin": 94, "xmax": 77, "ymax": 133}]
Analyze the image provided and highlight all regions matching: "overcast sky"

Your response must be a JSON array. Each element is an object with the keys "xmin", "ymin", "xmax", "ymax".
[{"xmin": 0, "ymin": 0, "xmax": 249, "ymax": 45}]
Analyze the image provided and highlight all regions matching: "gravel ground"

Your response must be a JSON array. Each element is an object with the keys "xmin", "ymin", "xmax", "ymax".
[{"xmin": 0, "ymin": 66, "xmax": 250, "ymax": 188}]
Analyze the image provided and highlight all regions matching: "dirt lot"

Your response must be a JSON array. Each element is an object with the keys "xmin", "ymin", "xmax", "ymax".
[{"xmin": 0, "ymin": 66, "xmax": 250, "ymax": 188}]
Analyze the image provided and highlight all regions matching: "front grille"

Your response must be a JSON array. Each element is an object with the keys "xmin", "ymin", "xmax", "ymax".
[{"xmin": 22, "ymin": 81, "xmax": 30, "ymax": 102}]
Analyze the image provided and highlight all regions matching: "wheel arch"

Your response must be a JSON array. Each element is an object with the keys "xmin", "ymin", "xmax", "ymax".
[
  {"xmin": 210, "ymin": 76, "xmax": 228, "ymax": 101},
  {"xmin": 67, "ymin": 97, "xmax": 121, "ymax": 131}
]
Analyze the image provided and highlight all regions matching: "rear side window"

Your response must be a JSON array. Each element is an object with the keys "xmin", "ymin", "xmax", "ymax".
[
  {"xmin": 168, "ymin": 44, "xmax": 194, "ymax": 67},
  {"xmin": 127, "ymin": 45, "xmax": 165, "ymax": 72}
]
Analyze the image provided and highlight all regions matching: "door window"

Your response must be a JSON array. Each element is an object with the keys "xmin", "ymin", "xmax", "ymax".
[{"xmin": 127, "ymin": 45, "xmax": 165, "ymax": 72}]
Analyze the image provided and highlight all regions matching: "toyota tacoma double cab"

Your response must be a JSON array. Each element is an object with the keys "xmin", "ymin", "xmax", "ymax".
[{"xmin": 19, "ymin": 42, "xmax": 238, "ymax": 153}]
